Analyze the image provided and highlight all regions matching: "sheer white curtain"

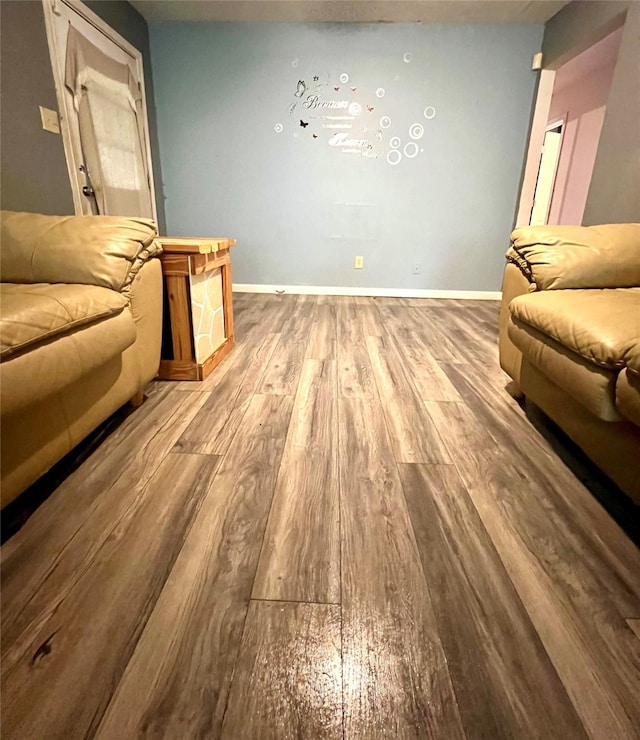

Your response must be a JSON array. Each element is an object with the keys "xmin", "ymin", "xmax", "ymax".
[{"xmin": 65, "ymin": 26, "xmax": 153, "ymax": 218}]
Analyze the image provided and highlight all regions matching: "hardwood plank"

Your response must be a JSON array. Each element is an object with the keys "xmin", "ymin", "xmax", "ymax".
[
  {"xmin": 354, "ymin": 296, "xmax": 384, "ymax": 336},
  {"xmin": 1, "ymin": 453, "xmax": 221, "ymax": 739},
  {"xmin": 174, "ymin": 332, "xmax": 280, "ymax": 455},
  {"xmin": 1, "ymin": 391, "xmax": 210, "ymax": 653},
  {"xmin": 221, "ymin": 601, "xmax": 342, "ymax": 739},
  {"xmin": 399, "ymin": 462, "xmax": 588, "ymax": 739},
  {"xmin": 259, "ymin": 296, "xmax": 317, "ymax": 395},
  {"xmin": 339, "ymin": 395, "xmax": 465, "ymax": 739},
  {"xmin": 253, "ymin": 360, "xmax": 340, "ymax": 603},
  {"xmin": 95, "ymin": 394, "xmax": 294, "ymax": 739},
  {"xmin": 454, "ymin": 448, "xmax": 640, "ymax": 740},
  {"xmin": 336, "ymin": 300, "xmax": 376, "ymax": 398},
  {"xmin": 365, "ymin": 335, "xmax": 451, "ymax": 463},
  {"xmin": 172, "ymin": 294, "xmax": 288, "ymax": 392},
  {"xmin": 627, "ymin": 619, "xmax": 640, "ymax": 640},
  {"xmin": 390, "ymin": 329, "xmax": 461, "ymax": 402},
  {"xmin": 407, "ymin": 307, "xmax": 469, "ymax": 364},
  {"xmin": 438, "ymin": 364, "xmax": 640, "ymax": 617},
  {"xmin": 305, "ymin": 303, "xmax": 337, "ymax": 360}
]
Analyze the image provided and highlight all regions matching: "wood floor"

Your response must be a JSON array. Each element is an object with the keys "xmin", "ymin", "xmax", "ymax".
[{"xmin": 2, "ymin": 293, "xmax": 639, "ymax": 739}]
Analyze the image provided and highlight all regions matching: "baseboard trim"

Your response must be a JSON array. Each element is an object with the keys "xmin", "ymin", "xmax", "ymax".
[{"xmin": 232, "ymin": 284, "xmax": 502, "ymax": 300}]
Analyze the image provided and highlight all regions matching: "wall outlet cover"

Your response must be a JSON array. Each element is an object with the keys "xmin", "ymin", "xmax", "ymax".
[
  {"xmin": 411, "ymin": 263, "xmax": 422, "ymax": 275},
  {"xmin": 39, "ymin": 106, "xmax": 60, "ymax": 134},
  {"xmin": 354, "ymin": 256, "xmax": 364, "ymax": 269}
]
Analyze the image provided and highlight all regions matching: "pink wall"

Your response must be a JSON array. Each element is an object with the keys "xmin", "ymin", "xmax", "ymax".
[{"xmin": 547, "ymin": 28, "xmax": 622, "ymax": 225}]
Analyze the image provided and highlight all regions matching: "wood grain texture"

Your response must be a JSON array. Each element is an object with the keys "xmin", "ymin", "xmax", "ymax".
[
  {"xmin": 339, "ymin": 395, "xmax": 465, "ymax": 739},
  {"xmin": 366, "ymin": 335, "xmax": 451, "ymax": 463},
  {"xmin": 627, "ymin": 619, "xmax": 640, "ymax": 640},
  {"xmin": 165, "ymin": 274, "xmax": 194, "ymax": 361},
  {"xmin": 306, "ymin": 303, "xmax": 337, "ymax": 360},
  {"xmin": 399, "ymin": 462, "xmax": 587, "ymax": 739},
  {"xmin": 3, "ymin": 293, "xmax": 639, "ymax": 740},
  {"xmin": 174, "ymin": 332, "xmax": 280, "ymax": 455},
  {"xmin": 253, "ymin": 360, "xmax": 340, "ymax": 603},
  {"xmin": 1, "ymin": 453, "xmax": 221, "ymax": 739},
  {"xmin": 221, "ymin": 601, "xmax": 342, "ymax": 739},
  {"xmin": 336, "ymin": 300, "xmax": 376, "ymax": 398},
  {"xmin": 1, "ymin": 390, "xmax": 209, "ymax": 653},
  {"xmin": 389, "ymin": 329, "xmax": 461, "ymax": 402},
  {"xmin": 455, "ymin": 448, "xmax": 640, "ymax": 740},
  {"xmin": 439, "ymin": 363, "xmax": 640, "ymax": 619},
  {"xmin": 259, "ymin": 296, "xmax": 317, "ymax": 395},
  {"xmin": 95, "ymin": 394, "xmax": 294, "ymax": 739}
]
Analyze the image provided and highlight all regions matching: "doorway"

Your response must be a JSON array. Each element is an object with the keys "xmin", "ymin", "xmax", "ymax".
[
  {"xmin": 529, "ymin": 119, "xmax": 564, "ymax": 226},
  {"xmin": 42, "ymin": 0, "xmax": 157, "ymax": 220},
  {"xmin": 517, "ymin": 25, "xmax": 623, "ymax": 227}
]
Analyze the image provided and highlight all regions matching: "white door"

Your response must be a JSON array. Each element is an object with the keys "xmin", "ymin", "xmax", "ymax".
[
  {"xmin": 43, "ymin": 0, "xmax": 157, "ymax": 220},
  {"xmin": 529, "ymin": 123, "xmax": 564, "ymax": 226}
]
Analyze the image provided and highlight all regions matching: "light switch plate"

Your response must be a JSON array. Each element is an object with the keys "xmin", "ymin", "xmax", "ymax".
[{"xmin": 39, "ymin": 106, "xmax": 60, "ymax": 134}]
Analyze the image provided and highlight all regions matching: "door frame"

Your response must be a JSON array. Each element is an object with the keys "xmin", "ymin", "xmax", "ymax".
[
  {"xmin": 529, "ymin": 116, "xmax": 566, "ymax": 225},
  {"xmin": 42, "ymin": 0, "xmax": 158, "ymax": 222}
]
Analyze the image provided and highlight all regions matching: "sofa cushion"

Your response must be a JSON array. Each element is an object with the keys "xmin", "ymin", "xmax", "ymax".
[
  {"xmin": 508, "ymin": 318, "xmax": 620, "ymax": 421},
  {"xmin": 616, "ymin": 369, "xmax": 640, "ymax": 427},
  {"xmin": 0, "ymin": 303, "xmax": 136, "ymax": 417},
  {"xmin": 509, "ymin": 223, "xmax": 640, "ymax": 290},
  {"xmin": 509, "ymin": 289, "xmax": 640, "ymax": 370},
  {"xmin": 1, "ymin": 283, "xmax": 129, "ymax": 360},
  {"xmin": 0, "ymin": 211, "xmax": 161, "ymax": 294}
]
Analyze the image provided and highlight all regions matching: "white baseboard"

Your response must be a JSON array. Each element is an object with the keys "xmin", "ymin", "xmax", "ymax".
[{"xmin": 232, "ymin": 284, "xmax": 502, "ymax": 300}]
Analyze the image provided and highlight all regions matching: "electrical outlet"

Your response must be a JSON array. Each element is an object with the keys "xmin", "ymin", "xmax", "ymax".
[
  {"xmin": 354, "ymin": 256, "xmax": 364, "ymax": 269},
  {"xmin": 411, "ymin": 263, "xmax": 422, "ymax": 275},
  {"xmin": 39, "ymin": 106, "xmax": 60, "ymax": 134}
]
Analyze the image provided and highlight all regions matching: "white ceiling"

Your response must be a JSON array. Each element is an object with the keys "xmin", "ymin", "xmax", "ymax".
[{"xmin": 130, "ymin": 0, "xmax": 569, "ymax": 24}]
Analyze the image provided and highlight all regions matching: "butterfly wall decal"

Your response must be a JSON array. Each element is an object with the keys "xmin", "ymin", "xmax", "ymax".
[
  {"xmin": 367, "ymin": 106, "xmax": 374, "ymax": 112},
  {"xmin": 300, "ymin": 120, "xmax": 309, "ymax": 128},
  {"xmin": 294, "ymin": 80, "xmax": 306, "ymax": 98}
]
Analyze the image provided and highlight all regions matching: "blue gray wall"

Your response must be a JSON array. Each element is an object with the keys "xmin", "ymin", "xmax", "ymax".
[{"xmin": 150, "ymin": 22, "xmax": 542, "ymax": 291}]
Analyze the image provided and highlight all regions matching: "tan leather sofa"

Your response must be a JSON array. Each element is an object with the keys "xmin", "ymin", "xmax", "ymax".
[
  {"xmin": 0, "ymin": 211, "xmax": 163, "ymax": 508},
  {"xmin": 499, "ymin": 223, "xmax": 640, "ymax": 504}
]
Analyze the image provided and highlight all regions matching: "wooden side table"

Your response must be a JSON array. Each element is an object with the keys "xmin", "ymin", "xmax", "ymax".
[{"xmin": 157, "ymin": 237, "xmax": 236, "ymax": 381}]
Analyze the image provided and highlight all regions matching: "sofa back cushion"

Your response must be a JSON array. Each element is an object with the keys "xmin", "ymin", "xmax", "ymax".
[
  {"xmin": 0, "ymin": 211, "xmax": 160, "ymax": 293},
  {"xmin": 509, "ymin": 223, "xmax": 640, "ymax": 290}
]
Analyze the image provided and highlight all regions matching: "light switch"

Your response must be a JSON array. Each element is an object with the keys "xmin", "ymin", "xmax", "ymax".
[{"xmin": 39, "ymin": 106, "xmax": 60, "ymax": 134}]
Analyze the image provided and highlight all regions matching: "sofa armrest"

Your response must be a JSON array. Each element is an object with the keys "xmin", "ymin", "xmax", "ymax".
[
  {"xmin": 509, "ymin": 223, "xmax": 640, "ymax": 290},
  {"xmin": 0, "ymin": 211, "xmax": 162, "ymax": 294}
]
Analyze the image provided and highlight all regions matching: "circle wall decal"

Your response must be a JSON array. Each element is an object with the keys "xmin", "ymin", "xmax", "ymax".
[
  {"xmin": 376, "ymin": 88, "xmax": 386, "ymax": 98},
  {"xmin": 380, "ymin": 116, "xmax": 391, "ymax": 129},
  {"xmin": 340, "ymin": 72, "xmax": 350, "ymax": 83},
  {"xmin": 292, "ymin": 58, "xmax": 299, "ymax": 68},
  {"xmin": 404, "ymin": 142, "xmax": 419, "ymax": 158},
  {"xmin": 274, "ymin": 123, "xmax": 283, "ymax": 133},
  {"xmin": 409, "ymin": 123, "xmax": 424, "ymax": 140},
  {"xmin": 389, "ymin": 136, "xmax": 401, "ymax": 149},
  {"xmin": 387, "ymin": 150, "xmax": 402, "ymax": 166},
  {"xmin": 424, "ymin": 106, "xmax": 436, "ymax": 120},
  {"xmin": 348, "ymin": 102, "xmax": 362, "ymax": 116},
  {"xmin": 403, "ymin": 52, "xmax": 413, "ymax": 63}
]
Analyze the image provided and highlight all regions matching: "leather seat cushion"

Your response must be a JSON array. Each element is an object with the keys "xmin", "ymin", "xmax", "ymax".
[
  {"xmin": 509, "ymin": 288, "xmax": 640, "ymax": 370},
  {"xmin": 0, "ymin": 283, "xmax": 128, "ymax": 359},
  {"xmin": 508, "ymin": 318, "xmax": 620, "ymax": 421},
  {"xmin": 0, "ymin": 306, "xmax": 136, "ymax": 417},
  {"xmin": 616, "ymin": 369, "xmax": 640, "ymax": 427}
]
